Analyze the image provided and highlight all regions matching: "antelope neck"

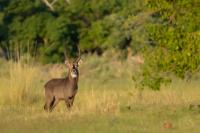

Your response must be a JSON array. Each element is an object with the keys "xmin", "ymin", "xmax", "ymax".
[{"xmin": 67, "ymin": 73, "xmax": 78, "ymax": 82}]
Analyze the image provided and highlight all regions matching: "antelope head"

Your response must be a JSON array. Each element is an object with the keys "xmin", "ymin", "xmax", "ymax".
[{"xmin": 65, "ymin": 47, "xmax": 82, "ymax": 79}]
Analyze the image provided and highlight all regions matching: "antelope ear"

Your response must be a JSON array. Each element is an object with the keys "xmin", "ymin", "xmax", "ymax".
[
  {"xmin": 65, "ymin": 60, "xmax": 71, "ymax": 67},
  {"xmin": 77, "ymin": 59, "xmax": 83, "ymax": 66}
]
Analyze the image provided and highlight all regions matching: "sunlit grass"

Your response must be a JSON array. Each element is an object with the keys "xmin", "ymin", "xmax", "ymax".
[{"xmin": 0, "ymin": 55, "xmax": 200, "ymax": 133}]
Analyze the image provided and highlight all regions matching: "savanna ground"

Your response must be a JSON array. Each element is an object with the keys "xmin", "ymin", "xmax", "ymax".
[{"xmin": 0, "ymin": 53, "xmax": 200, "ymax": 133}]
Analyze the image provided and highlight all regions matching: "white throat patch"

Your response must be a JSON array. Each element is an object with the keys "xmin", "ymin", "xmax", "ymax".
[{"xmin": 71, "ymin": 73, "xmax": 77, "ymax": 78}]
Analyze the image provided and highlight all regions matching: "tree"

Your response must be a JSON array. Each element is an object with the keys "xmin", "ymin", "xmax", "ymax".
[{"xmin": 134, "ymin": 0, "xmax": 200, "ymax": 90}]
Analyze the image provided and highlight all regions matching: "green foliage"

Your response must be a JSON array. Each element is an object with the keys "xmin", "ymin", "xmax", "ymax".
[
  {"xmin": 0, "ymin": 0, "xmax": 199, "ymax": 89},
  {"xmin": 138, "ymin": 0, "xmax": 200, "ymax": 90}
]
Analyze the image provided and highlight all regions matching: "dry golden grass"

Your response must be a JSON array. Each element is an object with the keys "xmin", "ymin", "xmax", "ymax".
[
  {"xmin": 0, "ymin": 61, "xmax": 41, "ymax": 104},
  {"xmin": 0, "ymin": 56, "xmax": 199, "ymax": 115},
  {"xmin": 0, "ymin": 56, "xmax": 200, "ymax": 133}
]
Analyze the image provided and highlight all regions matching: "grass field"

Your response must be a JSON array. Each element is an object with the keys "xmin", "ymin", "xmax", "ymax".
[{"xmin": 0, "ymin": 54, "xmax": 200, "ymax": 133}]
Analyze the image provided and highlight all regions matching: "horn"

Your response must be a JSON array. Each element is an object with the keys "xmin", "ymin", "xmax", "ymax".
[{"xmin": 75, "ymin": 45, "xmax": 81, "ymax": 62}]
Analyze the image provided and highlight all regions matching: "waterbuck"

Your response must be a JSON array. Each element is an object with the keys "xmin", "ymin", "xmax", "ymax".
[{"xmin": 44, "ymin": 49, "xmax": 81, "ymax": 112}]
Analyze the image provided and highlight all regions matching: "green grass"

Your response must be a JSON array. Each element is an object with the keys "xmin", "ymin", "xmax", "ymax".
[
  {"xmin": 1, "ymin": 105, "xmax": 200, "ymax": 133},
  {"xmin": 0, "ymin": 54, "xmax": 200, "ymax": 133}
]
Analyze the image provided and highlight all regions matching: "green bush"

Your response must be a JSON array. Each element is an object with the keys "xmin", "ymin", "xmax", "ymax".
[{"xmin": 0, "ymin": 0, "xmax": 199, "ymax": 89}]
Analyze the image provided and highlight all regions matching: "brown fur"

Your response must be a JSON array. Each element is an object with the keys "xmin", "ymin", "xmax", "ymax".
[
  {"xmin": 44, "ymin": 47, "xmax": 81, "ymax": 112},
  {"xmin": 44, "ymin": 61, "xmax": 80, "ymax": 112}
]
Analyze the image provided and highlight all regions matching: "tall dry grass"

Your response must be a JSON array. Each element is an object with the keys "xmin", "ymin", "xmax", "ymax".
[
  {"xmin": 0, "ymin": 61, "xmax": 43, "ymax": 105},
  {"xmin": 0, "ymin": 54, "xmax": 200, "ymax": 116}
]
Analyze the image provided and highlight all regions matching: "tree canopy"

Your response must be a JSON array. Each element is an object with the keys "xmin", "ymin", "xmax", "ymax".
[{"xmin": 0, "ymin": 0, "xmax": 199, "ymax": 89}]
